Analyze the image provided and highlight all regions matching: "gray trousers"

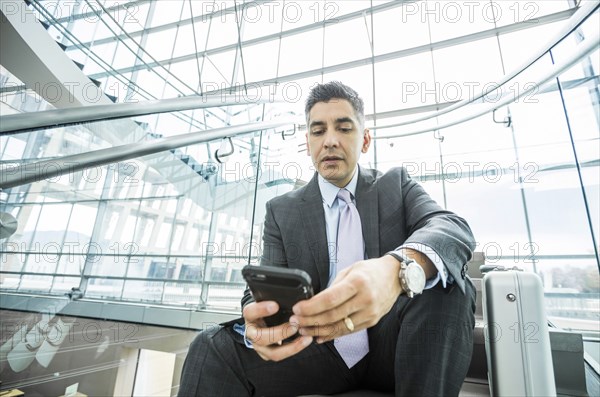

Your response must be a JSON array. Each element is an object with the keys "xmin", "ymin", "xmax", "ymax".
[{"xmin": 178, "ymin": 280, "xmax": 476, "ymax": 397}]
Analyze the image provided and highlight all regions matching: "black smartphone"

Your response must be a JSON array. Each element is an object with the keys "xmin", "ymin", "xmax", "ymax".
[{"xmin": 242, "ymin": 265, "xmax": 314, "ymax": 328}]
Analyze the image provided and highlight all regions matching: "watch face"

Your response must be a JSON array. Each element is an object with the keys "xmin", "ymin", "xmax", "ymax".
[{"xmin": 405, "ymin": 263, "xmax": 426, "ymax": 293}]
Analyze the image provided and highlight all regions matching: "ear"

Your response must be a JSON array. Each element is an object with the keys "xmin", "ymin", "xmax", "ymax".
[
  {"xmin": 361, "ymin": 128, "xmax": 371, "ymax": 153},
  {"xmin": 305, "ymin": 132, "xmax": 311, "ymax": 156}
]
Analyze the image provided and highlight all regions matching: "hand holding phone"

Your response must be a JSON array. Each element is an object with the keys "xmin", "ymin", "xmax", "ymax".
[{"xmin": 242, "ymin": 265, "xmax": 314, "ymax": 328}]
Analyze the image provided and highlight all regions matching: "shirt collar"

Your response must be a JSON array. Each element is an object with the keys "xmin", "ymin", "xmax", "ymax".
[{"xmin": 317, "ymin": 165, "xmax": 360, "ymax": 208}]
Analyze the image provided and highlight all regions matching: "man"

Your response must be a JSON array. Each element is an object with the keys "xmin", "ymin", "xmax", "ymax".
[{"xmin": 179, "ymin": 81, "xmax": 476, "ymax": 396}]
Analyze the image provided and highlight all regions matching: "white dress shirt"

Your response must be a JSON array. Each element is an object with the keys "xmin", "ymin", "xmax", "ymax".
[{"xmin": 317, "ymin": 166, "xmax": 450, "ymax": 289}]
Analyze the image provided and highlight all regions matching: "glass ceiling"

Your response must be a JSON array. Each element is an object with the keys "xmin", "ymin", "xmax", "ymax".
[{"xmin": 31, "ymin": 0, "xmax": 577, "ymax": 134}]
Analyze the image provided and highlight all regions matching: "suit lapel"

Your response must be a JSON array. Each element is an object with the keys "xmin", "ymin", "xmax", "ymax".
[
  {"xmin": 356, "ymin": 168, "xmax": 380, "ymax": 260},
  {"xmin": 300, "ymin": 173, "xmax": 330, "ymax": 291}
]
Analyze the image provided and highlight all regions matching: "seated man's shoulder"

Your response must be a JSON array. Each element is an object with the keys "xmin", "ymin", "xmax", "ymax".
[
  {"xmin": 368, "ymin": 167, "xmax": 419, "ymax": 197},
  {"xmin": 383, "ymin": 166, "xmax": 409, "ymax": 178},
  {"xmin": 370, "ymin": 166, "xmax": 410, "ymax": 184},
  {"xmin": 266, "ymin": 183, "xmax": 305, "ymax": 208}
]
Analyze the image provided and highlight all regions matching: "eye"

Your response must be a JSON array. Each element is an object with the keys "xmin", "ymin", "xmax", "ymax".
[
  {"xmin": 339, "ymin": 127, "xmax": 352, "ymax": 133},
  {"xmin": 311, "ymin": 130, "xmax": 324, "ymax": 136}
]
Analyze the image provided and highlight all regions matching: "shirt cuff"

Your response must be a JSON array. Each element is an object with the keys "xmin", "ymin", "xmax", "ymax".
[
  {"xmin": 233, "ymin": 323, "xmax": 254, "ymax": 349},
  {"xmin": 396, "ymin": 243, "xmax": 452, "ymax": 289}
]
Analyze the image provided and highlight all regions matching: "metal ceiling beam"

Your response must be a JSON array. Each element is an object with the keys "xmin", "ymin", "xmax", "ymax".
[
  {"xmin": 50, "ymin": 0, "xmax": 154, "ymax": 24},
  {"xmin": 68, "ymin": 0, "xmax": 410, "ymax": 52},
  {"xmin": 83, "ymin": 1, "xmax": 417, "ymax": 80},
  {"xmin": 87, "ymin": 7, "xmax": 576, "ymax": 90}
]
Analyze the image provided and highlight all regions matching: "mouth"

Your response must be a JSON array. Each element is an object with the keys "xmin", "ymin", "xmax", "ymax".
[{"xmin": 321, "ymin": 156, "xmax": 343, "ymax": 163}]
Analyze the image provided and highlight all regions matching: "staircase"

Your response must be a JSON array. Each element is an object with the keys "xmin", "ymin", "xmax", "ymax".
[{"xmin": 1, "ymin": 3, "xmax": 297, "ymax": 218}]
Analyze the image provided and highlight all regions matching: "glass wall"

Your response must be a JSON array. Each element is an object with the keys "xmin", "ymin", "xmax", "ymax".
[
  {"xmin": 1, "ymin": 109, "xmax": 300, "ymax": 310},
  {"xmin": 1, "ymin": 0, "xmax": 598, "ymax": 332}
]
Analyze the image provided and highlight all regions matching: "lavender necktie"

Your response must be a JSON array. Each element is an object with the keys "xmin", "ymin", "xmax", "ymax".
[{"xmin": 334, "ymin": 188, "xmax": 369, "ymax": 368}]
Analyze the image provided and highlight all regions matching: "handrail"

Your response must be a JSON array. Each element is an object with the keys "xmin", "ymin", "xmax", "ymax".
[
  {"xmin": 0, "ymin": 118, "xmax": 298, "ymax": 189},
  {"xmin": 0, "ymin": 94, "xmax": 277, "ymax": 135},
  {"xmin": 369, "ymin": 0, "xmax": 599, "ymax": 131},
  {"xmin": 373, "ymin": 30, "xmax": 600, "ymax": 139},
  {"xmin": 1, "ymin": 2, "xmax": 596, "ymax": 188}
]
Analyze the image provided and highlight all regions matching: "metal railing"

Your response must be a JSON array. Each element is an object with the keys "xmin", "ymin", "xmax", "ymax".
[
  {"xmin": 373, "ymin": 28, "xmax": 600, "ymax": 139},
  {"xmin": 0, "ymin": 118, "xmax": 298, "ymax": 189},
  {"xmin": 369, "ymin": 0, "xmax": 599, "ymax": 131}
]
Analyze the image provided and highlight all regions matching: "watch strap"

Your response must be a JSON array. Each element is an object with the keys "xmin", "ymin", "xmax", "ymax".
[
  {"xmin": 387, "ymin": 251, "xmax": 421, "ymax": 298},
  {"xmin": 387, "ymin": 251, "xmax": 414, "ymax": 267}
]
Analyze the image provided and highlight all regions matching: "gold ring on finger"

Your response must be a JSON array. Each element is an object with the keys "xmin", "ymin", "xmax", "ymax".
[{"xmin": 343, "ymin": 317, "xmax": 355, "ymax": 332}]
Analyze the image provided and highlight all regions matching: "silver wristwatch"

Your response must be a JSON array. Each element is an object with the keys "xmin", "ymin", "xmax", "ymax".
[{"xmin": 388, "ymin": 253, "xmax": 426, "ymax": 298}]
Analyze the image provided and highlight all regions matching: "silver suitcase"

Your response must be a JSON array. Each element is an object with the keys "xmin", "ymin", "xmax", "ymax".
[{"xmin": 482, "ymin": 269, "xmax": 556, "ymax": 396}]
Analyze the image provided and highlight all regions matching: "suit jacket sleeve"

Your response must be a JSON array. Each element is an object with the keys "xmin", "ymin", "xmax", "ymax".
[
  {"xmin": 240, "ymin": 200, "xmax": 287, "ymax": 309},
  {"xmin": 393, "ymin": 168, "xmax": 475, "ymax": 291}
]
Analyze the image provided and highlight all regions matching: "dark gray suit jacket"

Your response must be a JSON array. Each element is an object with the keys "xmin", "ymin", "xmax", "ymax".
[{"xmin": 241, "ymin": 166, "xmax": 475, "ymax": 308}]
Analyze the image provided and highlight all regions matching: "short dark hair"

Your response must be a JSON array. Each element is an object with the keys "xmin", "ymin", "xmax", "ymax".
[{"xmin": 305, "ymin": 81, "xmax": 365, "ymax": 125}]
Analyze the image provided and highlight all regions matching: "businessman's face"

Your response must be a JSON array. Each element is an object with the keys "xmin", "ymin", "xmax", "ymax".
[{"xmin": 306, "ymin": 99, "xmax": 371, "ymax": 188}]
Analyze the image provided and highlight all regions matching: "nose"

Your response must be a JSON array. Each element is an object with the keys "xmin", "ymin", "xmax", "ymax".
[{"xmin": 323, "ymin": 129, "xmax": 339, "ymax": 149}]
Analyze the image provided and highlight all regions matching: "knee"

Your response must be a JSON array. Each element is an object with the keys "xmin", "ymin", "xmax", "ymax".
[
  {"xmin": 179, "ymin": 327, "xmax": 224, "ymax": 391},
  {"xmin": 190, "ymin": 327, "xmax": 215, "ymax": 349},
  {"xmin": 182, "ymin": 327, "xmax": 222, "ymax": 370},
  {"xmin": 398, "ymin": 284, "xmax": 476, "ymax": 345}
]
